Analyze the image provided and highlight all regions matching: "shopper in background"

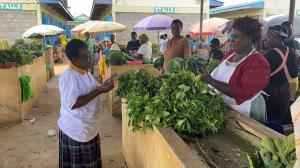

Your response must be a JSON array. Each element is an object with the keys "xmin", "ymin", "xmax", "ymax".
[
  {"xmin": 281, "ymin": 21, "xmax": 300, "ymax": 105},
  {"xmin": 209, "ymin": 38, "xmax": 224, "ymax": 61},
  {"xmin": 163, "ymin": 19, "xmax": 191, "ymax": 73},
  {"xmin": 186, "ymin": 34, "xmax": 195, "ymax": 51},
  {"xmin": 263, "ymin": 25, "xmax": 298, "ymax": 125},
  {"xmin": 137, "ymin": 33, "xmax": 152, "ymax": 60},
  {"xmin": 127, "ymin": 31, "xmax": 140, "ymax": 54},
  {"xmin": 159, "ymin": 34, "xmax": 167, "ymax": 54}
]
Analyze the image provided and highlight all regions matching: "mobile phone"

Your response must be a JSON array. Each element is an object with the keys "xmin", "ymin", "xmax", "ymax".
[{"xmin": 104, "ymin": 74, "xmax": 118, "ymax": 84}]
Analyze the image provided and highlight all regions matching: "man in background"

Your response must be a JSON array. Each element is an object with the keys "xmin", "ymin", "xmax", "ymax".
[{"xmin": 127, "ymin": 31, "xmax": 140, "ymax": 54}]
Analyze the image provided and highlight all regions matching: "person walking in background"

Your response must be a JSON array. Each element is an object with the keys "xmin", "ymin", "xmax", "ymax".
[
  {"xmin": 59, "ymin": 39, "xmax": 114, "ymax": 168},
  {"xmin": 209, "ymin": 38, "xmax": 224, "ymax": 61},
  {"xmin": 85, "ymin": 32, "xmax": 96, "ymax": 56},
  {"xmin": 186, "ymin": 34, "xmax": 195, "ymax": 51},
  {"xmin": 85, "ymin": 32, "xmax": 96, "ymax": 74},
  {"xmin": 137, "ymin": 33, "xmax": 152, "ymax": 60},
  {"xmin": 159, "ymin": 34, "xmax": 167, "ymax": 54},
  {"xmin": 127, "ymin": 31, "xmax": 140, "ymax": 54},
  {"xmin": 163, "ymin": 19, "xmax": 191, "ymax": 73},
  {"xmin": 263, "ymin": 25, "xmax": 298, "ymax": 125}
]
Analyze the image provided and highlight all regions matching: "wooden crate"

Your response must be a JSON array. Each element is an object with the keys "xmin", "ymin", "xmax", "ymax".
[
  {"xmin": 122, "ymin": 100, "xmax": 284, "ymax": 168},
  {"xmin": 0, "ymin": 56, "xmax": 47, "ymax": 123}
]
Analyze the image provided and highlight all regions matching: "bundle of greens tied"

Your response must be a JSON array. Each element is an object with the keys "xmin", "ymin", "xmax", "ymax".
[
  {"xmin": 19, "ymin": 75, "xmax": 35, "ymax": 102},
  {"xmin": 116, "ymin": 63, "xmax": 228, "ymax": 136}
]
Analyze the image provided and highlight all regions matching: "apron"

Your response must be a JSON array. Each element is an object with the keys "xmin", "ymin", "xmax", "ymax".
[
  {"xmin": 211, "ymin": 49, "xmax": 264, "ymax": 119},
  {"xmin": 271, "ymin": 48, "xmax": 298, "ymax": 102}
]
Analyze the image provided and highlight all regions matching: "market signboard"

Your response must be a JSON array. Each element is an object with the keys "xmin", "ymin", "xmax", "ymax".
[
  {"xmin": 154, "ymin": 7, "xmax": 175, "ymax": 14},
  {"xmin": 0, "ymin": 3, "xmax": 22, "ymax": 10}
]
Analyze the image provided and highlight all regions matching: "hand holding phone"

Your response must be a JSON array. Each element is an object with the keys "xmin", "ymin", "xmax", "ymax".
[{"xmin": 103, "ymin": 74, "xmax": 118, "ymax": 84}]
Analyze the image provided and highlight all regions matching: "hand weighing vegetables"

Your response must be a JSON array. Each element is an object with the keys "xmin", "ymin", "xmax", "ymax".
[
  {"xmin": 116, "ymin": 69, "xmax": 228, "ymax": 136},
  {"xmin": 19, "ymin": 75, "xmax": 35, "ymax": 102},
  {"xmin": 247, "ymin": 133, "xmax": 296, "ymax": 168}
]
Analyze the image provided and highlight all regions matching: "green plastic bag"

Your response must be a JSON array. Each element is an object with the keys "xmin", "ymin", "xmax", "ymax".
[{"xmin": 19, "ymin": 75, "xmax": 35, "ymax": 102}]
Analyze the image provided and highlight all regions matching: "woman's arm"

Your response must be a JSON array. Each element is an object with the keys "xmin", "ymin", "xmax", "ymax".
[{"xmin": 71, "ymin": 82, "xmax": 114, "ymax": 110}]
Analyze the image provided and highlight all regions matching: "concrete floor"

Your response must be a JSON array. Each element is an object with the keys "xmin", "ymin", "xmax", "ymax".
[{"xmin": 0, "ymin": 63, "xmax": 124, "ymax": 168}]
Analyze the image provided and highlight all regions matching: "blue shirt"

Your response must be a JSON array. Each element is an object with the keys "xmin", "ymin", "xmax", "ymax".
[{"xmin": 189, "ymin": 39, "xmax": 195, "ymax": 50}]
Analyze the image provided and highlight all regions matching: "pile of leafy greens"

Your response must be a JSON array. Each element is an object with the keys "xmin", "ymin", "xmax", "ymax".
[
  {"xmin": 247, "ymin": 134, "xmax": 296, "ymax": 168},
  {"xmin": 168, "ymin": 57, "xmax": 220, "ymax": 74},
  {"xmin": 116, "ymin": 68, "xmax": 228, "ymax": 136}
]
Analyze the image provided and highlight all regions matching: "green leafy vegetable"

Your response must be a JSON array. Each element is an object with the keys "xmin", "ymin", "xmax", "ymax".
[
  {"xmin": 116, "ymin": 69, "xmax": 228, "ymax": 136},
  {"xmin": 247, "ymin": 134, "xmax": 296, "ymax": 168},
  {"xmin": 153, "ymin": 53, "xmax": 164, "ymax": 70}
]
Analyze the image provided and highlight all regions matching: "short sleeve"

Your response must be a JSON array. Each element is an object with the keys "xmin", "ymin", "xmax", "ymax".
[
  {"xmin": 229, "ymin": 54, "xmax": 270, "ymax": 105},
  {"xmin": 138, "ymin": 44, "xmax": 146, "ymax": 55},
  {"xmin": 59, "ymin": 72, "xmax": 82, "ymax": 109}
]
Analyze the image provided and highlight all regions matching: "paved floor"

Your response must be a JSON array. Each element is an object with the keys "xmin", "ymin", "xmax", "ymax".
[{"xmin": 0, "ymin": 62, "xmax": 124, "ymax": 168}]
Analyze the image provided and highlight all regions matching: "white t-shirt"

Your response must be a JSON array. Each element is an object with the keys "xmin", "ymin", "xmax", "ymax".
[
  {"xmin": 159, "ymin": 39, "xmax": 167, "ymax": 53},
  {"xmin": 138, "ymin": 43, "xmax": 152, "ymax": 60},
  {"xmin": 58, "ymin": 67, "xmax": 99, "ymax": 142}
]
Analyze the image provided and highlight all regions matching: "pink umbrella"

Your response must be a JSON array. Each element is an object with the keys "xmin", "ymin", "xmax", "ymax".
[{"xmin": 189, "ymin": 18, "xmax": 229, "ymax": 36}]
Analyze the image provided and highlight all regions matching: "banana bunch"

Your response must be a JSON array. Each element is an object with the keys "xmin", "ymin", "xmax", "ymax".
[{"xmin": 0, "ymin": 40, "xmax": 9, "ymax": 49}]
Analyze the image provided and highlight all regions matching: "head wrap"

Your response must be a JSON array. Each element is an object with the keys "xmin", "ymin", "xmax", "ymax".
[{"xmin": 268, "ymin": 25, "xmax": 289, "ymax": 41}]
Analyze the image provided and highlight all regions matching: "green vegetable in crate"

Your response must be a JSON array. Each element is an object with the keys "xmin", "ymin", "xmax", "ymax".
[
  {"xmin": 142, "ymin": 59, "xmax": 153, "ymax": 64},
  {"xmin": 124, "ymin": 53, "xmax": 135, "ymax": 61},
  {"xmin": 116, "ymin": 69, "xmax": 161, "ymax": 99},
  {"xmin": 19, "ymin": 75, "xmax": 35, "ymax": 102},
  {"xmin": 116, "ymin": 69, "xmax": 227, "ymax": 136},
  {"xmin": 153, "ymin": 53, "xmax": 164, "ymax": 70},
  {"xmin": 168, "ymin": 57, "xmax": 197, "ymax": 74},
  {"xmin": 148, "ymin": 71, "xmax": 227, "ymax": 136},
  {"xmin": 247, "ymin": 133, "xmax": 296, "ymax": 168}
]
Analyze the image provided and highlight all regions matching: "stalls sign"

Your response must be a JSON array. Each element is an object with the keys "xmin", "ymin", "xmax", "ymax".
[{"xmin": 0, "ymin": 3, "xmax": 22, "ymax": 10}]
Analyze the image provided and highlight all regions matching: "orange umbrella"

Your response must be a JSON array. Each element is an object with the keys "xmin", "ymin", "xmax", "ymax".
[{"xmin": 189, "ymin": 18, "xmax": 229, "ymax": 36}]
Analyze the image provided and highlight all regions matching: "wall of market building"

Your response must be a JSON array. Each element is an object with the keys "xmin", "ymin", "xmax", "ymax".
[
  {"xmin": 210, "ymin": 0, "xmax": 300, "ymax": 20},
  {"xmin": 111, "ymin": 0, "xmax": 209, "ymax": 45},
  {"xmin": 0, "ymin": 0, "xmax": 73, "ymax": 44}
]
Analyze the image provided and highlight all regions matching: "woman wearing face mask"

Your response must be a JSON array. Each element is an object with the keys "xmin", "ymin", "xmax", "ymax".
[
  {"xmin": 201, "ymin": 16, "xmax": 271, "ymax": 123},
  {"xmin": 163, "ymin": 19, "xmax": 191, "ymax": 73},
  {"xmin": 263, "ymin": 25, "xmax": 298, "ymax": 125}
]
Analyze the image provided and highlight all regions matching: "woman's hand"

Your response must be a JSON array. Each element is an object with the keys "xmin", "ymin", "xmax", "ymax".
[
  {"xmin": 97, "ymin": 81, "xmax": 114, "ymax": 93},
  {"xmin": 200, "ymin": 69, "xmax": 213, "ymax": 84}
]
